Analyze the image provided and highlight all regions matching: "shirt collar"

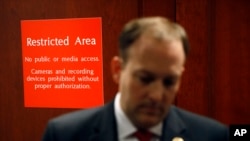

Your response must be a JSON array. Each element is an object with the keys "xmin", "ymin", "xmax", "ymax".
[{"xmin": 114, "ymin": 92, "xmax": 163, "ymax": 139}]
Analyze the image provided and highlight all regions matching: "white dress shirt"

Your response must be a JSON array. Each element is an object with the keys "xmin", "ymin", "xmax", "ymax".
[{"xmin": 114, "ymin": 92, "xmax": 163, "ymax": 141}]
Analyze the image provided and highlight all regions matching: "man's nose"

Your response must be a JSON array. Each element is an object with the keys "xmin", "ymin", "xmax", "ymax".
[{"xmin": 148, "ymin": 80, "xmax": 165, "ymax": 102}]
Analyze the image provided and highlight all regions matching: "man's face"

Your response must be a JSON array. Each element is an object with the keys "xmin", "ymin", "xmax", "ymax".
[{"xmin": 112, "ymin": 32, "xmax": 185, "ymax": 129}]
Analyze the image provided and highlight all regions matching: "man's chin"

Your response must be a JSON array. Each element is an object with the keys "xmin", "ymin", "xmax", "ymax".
[{"xmin": 135, "ymin": 115, "xmax": 162, "ymax": 129}]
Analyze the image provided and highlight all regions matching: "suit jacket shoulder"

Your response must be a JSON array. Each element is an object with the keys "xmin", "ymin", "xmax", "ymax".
[
  {"xmin": 163, "ymin": 106, "xmax": 229, "ymax": 141},
  {"xmin": 42, "ymin": 102, "xmax": 118, "ymax": 141}
]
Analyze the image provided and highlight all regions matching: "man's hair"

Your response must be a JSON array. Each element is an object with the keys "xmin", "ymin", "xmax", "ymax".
[{"xmin": 119, "ymin": 16, "xmax": 190, "ymax": 62}]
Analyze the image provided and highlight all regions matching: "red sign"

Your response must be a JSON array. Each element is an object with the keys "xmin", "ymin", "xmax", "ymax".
[{"xmin": 21, "ymin": 17, "xmax": 104, "ymax": 108}]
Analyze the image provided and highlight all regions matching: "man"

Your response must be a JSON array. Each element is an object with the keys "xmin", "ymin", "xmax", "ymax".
[{"xmin": 42, "ymin": 17, "xmax": 229, "ymax": 141}]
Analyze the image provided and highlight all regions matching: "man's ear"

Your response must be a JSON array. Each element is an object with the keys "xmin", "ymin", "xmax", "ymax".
[{"xmin": 111, "ymin": 56, "xmax": 123, "ymax": 84}]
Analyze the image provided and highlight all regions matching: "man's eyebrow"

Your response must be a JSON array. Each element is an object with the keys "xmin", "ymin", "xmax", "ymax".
[
  {"xmin": 135, "ymin": 70, "xmax": 180, "ymax": 77},
  {"xmin": 134, "ymin": 70, "xmax": 155, "ymax": 76},
  {"xmin": 164, "ymin": 75, "xmax": 179, "ymax": 80}
]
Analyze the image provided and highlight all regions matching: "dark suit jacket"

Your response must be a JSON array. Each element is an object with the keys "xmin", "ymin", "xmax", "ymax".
[{"xmin": 42, "ymin": 101, "xmax": 229, "ymax": 141}]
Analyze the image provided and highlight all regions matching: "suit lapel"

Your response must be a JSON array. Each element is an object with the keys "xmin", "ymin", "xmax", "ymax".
[
  {"xmin": 88, "ymin": 101, "xmax": 118, "ymax": 141},
  {"xmin": 161, "ymin": 106, "xmax": 189, "ymax": 141}
]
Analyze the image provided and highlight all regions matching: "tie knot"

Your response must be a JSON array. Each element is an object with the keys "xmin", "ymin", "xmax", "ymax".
[{"xmin": 134, "ymin": 130, "xmax": 153, "ymax": 141}]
